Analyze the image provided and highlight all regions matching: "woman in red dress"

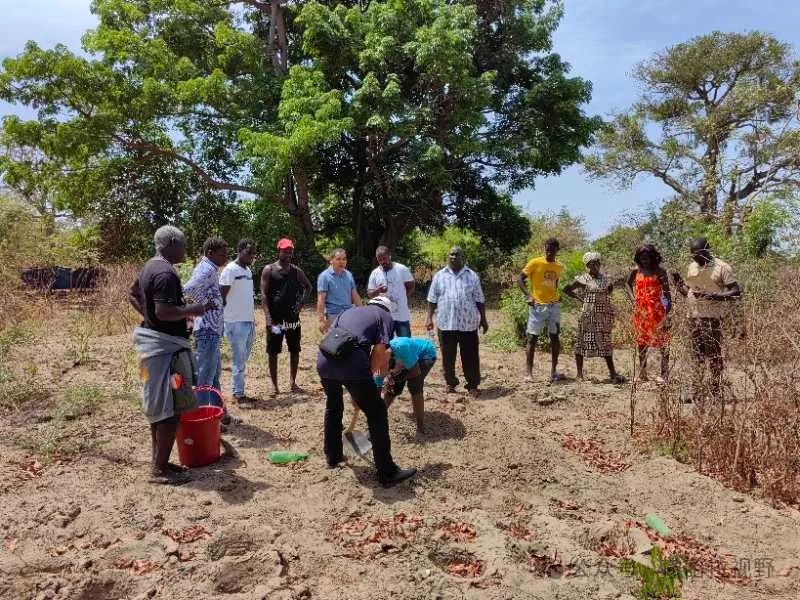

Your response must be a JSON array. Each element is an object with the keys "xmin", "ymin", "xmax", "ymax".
[{"xmin": 626, "ymin": 245, "xmax": 672, "ymax": 383}]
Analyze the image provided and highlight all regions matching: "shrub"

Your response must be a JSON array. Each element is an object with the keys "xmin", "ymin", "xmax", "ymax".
[{"xmin": 413, "ymin": 226, "xmax": 490, "ymax": 274}]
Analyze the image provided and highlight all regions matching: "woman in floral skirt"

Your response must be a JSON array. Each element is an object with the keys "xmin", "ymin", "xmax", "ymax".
[{"xmin": 565, "ymin": 252, "xmax": 625, "ymax": 383}]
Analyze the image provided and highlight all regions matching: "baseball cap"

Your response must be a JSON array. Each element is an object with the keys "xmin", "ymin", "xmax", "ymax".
[{"xmin": 277, "ymin": 238, "xmax": 294, "ymax": 250}]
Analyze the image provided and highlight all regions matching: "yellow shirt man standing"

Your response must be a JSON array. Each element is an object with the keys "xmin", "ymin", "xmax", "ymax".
[{"xmin": 518, "ymin": 239, "xmax": 564, "ymax": 382}]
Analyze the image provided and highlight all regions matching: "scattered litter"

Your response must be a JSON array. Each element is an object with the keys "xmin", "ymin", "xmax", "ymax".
[
  {"xmin": 268, "ymin": 451, "xmax": 309, "ymax": 465},
  {"xmin": 644, "ymin": 513, "xmax": 670, "ymax": 538}
]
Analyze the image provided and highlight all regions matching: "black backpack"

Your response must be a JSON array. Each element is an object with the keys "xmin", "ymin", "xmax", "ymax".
[{"xmin": 318, "ymin": 314, "xmax": 360, "ymax": 361}]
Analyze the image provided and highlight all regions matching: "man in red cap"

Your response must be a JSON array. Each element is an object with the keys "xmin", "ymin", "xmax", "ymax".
[{"xmin": 261, "ymin": 238, "xmax": 313, "ymax": 396}]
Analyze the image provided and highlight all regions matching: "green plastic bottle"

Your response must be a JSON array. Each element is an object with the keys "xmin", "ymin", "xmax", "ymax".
[
  {"xmin": 644, "ymin": 513, "xmax": 670, "ymax": 538},
  {"xmin": 268, "ymin": 451, "xmax": 309, "ymax": 465}
]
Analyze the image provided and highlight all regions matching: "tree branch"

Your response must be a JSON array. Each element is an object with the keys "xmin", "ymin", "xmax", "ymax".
[{"xmin": 114, "ymin": 135, "xmax": 267, "ymax": 198}]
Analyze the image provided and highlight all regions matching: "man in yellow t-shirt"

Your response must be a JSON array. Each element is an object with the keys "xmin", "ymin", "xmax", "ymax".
[
  {"xmin": 673, "ymin": 238, "xmax": 741, "ymax": 402},
  {"xmin": 517, "ymin": 238, "xmax": 564, "ymax": 382}
]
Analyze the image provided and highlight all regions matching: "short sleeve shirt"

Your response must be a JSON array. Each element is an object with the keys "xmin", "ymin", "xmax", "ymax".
[
  {"xmin": 389, "ymin": 337, "xmax": 436, "ymax": 370},
  {"xmin": 317, "ymin": 267, "xmax": 357, "ymax": 317},
  {"xmin": 685, "ymin": 258, "xmax": 737, "ymax": 319},
  {"xmin": 367, "ymin": 262, "xmax": 414, "ymax": 322},
  {"xmin": 316, "ymin": 305, "xmax": 394, "ymax": 380},
  {"xmin": 134, "ymin": 256, "xmax": 189, "ymax": 338},
  {"xmin": 522, "ymin": 256, "xmax": 563, "ymax": 304},
  {"xmin": 426, "ymin": 266, "xmax": 485, "ymax": 331},
  {"xmin": 219, "ymin": 262, "xmax": 254, "ymax": 323}
]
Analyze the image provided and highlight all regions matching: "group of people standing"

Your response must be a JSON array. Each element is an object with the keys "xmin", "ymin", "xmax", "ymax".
[
  {"xmin": 520, "ymin": 237, "xmax": 740, "ymax": 402},
  {"xmin": 130, "ymin": 224, "xmax": 741, "ymax": 486}
]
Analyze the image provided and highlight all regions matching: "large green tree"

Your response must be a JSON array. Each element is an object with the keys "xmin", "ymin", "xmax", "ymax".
[
  {"xmin": 1, "ymin": 0, "xmax": 599, "ymax": 265},
  {"xmin": 584, "ymin": 31, "xmax": 800, "ymax": 234}
]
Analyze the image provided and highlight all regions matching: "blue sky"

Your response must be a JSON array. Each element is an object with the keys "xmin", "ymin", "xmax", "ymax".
[{"xmin": 3, "ymin": 0, "xmax": 800, "ymax": 237}]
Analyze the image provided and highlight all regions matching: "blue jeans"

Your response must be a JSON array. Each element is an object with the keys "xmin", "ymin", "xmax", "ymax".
[
  {"xmin": 393, "ymin": 321, "xmax": 411, "ymax": 337},
  {"xmin": 224, "ymin": 321, "xmax": 255, "ymax": 397},
  {"xmin": 194, "ymin": 330, "xmax": 222, "ymax": 407}
]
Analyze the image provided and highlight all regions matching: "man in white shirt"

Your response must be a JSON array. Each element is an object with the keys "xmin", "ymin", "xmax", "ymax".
[
  {"xmin": 220, "ymin": 239, "xmax": 257, "ymax": 401},
  {"xmin": 367, "ymin": 246, "xmax": 415, "ymax": 337},
  {"xmin": 425, "ymin": 246, "xmax": 488, "ymax": 398}
]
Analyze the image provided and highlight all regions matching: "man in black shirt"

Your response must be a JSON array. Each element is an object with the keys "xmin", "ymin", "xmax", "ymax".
[
  {"xmin": 261, "ymin": 238, "xmax": 313, "ymax": 396},
  {"xmin": 130, "ymin": 225, "xmax": 213, "ymax": 484}
]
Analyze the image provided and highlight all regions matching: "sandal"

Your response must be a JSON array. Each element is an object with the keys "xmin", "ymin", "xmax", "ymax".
[
  {"xmin": 610, "ymin": 375, "xmax": 627, "ymax": 384},
  {"xmin": 166, "ymin": 462, "xmax": 189, "ymax": 473}
]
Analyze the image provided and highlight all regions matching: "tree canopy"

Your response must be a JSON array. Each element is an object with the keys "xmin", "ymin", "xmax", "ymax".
[
  {"xmin": 584, "ymin": 31, "xmax": 800, "ymax": 234},
  {"xmin": 0, "ymin": 0, "xmax": 599, "ymax": 266}
]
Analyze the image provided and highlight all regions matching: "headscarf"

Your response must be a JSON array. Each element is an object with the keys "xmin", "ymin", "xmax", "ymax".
[{"xmin": 582, "ymin": 251, "xmax": 602, "ymax": 266}]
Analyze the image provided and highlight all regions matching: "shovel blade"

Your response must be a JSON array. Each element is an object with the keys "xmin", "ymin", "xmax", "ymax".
[{"xmin": 343, "ymin": 430, "xmax": 372, "ymax": 460}]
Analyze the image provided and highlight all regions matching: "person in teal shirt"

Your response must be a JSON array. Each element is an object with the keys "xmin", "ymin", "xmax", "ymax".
[{"xmin": 384, "ymin": 336, "xmax": 437, "ymax": 435}]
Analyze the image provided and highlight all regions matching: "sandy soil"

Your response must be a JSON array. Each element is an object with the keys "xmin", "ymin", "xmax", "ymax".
[{"xmin": 1, "ymin": 306, "xmax": 798, "ymax": 600}]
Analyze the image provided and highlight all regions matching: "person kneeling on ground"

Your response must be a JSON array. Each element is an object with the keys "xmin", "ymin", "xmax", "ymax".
[
  {"xmin": 383, "ymin": 336, "xmax": 437, "ymax": 435},
  {"xmin": 130, "ymin": 226, "xmax": 214, "ymax": 485},
  {"xmin": 316, "ymin": 295, "xmax": 416, "ymax": 488}
]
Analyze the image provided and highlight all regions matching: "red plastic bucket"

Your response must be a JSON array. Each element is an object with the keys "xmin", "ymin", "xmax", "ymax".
[{"xmin": 176, "ymin": 386, "xmax": 224, "ymax": 468}]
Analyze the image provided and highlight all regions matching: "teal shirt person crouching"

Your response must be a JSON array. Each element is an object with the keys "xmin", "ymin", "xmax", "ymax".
[{"xmin": 385, "ymin": 336, "xmax": 437, "ymax": 435}]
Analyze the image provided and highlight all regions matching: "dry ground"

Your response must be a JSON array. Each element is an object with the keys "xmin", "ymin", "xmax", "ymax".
[{"xmin": 1, "ymin": 305, "xmax": 798, "ymax": 600}]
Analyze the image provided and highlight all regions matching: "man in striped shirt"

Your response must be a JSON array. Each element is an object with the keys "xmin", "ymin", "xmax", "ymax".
[
  {"xmin": 184, "ymin": 237, "xmax": 228, "ymax": 418},
  {"xmin": 425, "ymin": 246, "xmax": 488, "ymax": 398}
]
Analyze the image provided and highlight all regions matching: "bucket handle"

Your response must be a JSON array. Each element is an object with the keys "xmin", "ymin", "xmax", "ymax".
[{"xmin": 192, "ymin": 385, "xmax": 226, "ymax": 409}]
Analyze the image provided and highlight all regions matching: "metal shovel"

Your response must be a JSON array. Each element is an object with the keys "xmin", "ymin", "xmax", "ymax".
[{"xmin": 343, "ymin": 430, "xmax": 372, "ymax": 461}]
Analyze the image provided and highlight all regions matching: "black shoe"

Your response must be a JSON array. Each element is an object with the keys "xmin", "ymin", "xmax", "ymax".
[{"xmin": 379, "ymin": 467, "xmax": 417, "ymax": 488}]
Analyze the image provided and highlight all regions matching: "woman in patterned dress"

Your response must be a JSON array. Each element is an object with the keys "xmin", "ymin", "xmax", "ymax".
[
  {"xmin": 564, "ymin": 252, "xmax": 625, "ymax": 383},
  {"xmin": 626, "ymin": 244, "xmax": 671, "ymax": 384}
]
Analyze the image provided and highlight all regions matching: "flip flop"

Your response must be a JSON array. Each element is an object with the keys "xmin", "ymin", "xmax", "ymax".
[
  {"xmin": 166, "ymin": 462, "xmax": 189, "ymax": 473},
  {"xmin": 550, "ymin": 372, "xmax": 565, "ymax": 383}
]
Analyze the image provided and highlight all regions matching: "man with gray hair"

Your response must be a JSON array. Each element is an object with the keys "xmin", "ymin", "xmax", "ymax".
[{"xmin": 130, "ymin": 225, "xmax": 214, "ymax": 484}]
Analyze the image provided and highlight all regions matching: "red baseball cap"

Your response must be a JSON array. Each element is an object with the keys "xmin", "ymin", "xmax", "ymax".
[{"xmin": 277, "ymin": 238, "xmax": 294, "ymax": 250}]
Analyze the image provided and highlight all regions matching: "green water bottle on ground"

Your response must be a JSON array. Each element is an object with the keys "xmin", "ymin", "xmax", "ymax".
[
  {"xmin": 268, "ymin": 451, "xmax": 309, "ymax": 465},
  {"xmin": 644, "ymin": 513, "xmax": 670, "ymax": 537}
]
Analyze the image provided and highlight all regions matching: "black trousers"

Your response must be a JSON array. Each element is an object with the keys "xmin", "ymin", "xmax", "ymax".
[
  {"xmin": 321, "ymin": 378, "xmax": 398, "ymax": 480},
  {"xmin": 438, "ymin": 329, "xmax": 481, "ymax": 390}
]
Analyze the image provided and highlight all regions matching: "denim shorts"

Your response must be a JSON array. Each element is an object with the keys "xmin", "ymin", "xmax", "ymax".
[{"xmin": 527, "ymin": 302, "xmax": 561, "ymax": 336}]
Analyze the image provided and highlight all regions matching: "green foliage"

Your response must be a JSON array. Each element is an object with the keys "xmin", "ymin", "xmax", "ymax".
[
  {"xmin": 413, "ymin": 226, "xmax": 489, "ymax": 273},
  {"xmin": 498, "ymin": 286, "xmax": 576, "ymax": 351},
  {"xmin": 0, "ymin": 0, "xmax": 597, "ymax": 265},
  {"xmin": 0, "ymin": 195, "xmax": 97, "ymax": 279},
  {"xmin": 619, "ymin": 547, "xmax": 691, "ymax": 599},
  {"xmin": 484, "ymin": 325, "xmax": 521, "ymax": 352},
  {"xmin": 585, "ymin": 30, "xmax": 800, "ymax": 238},
  {"xmin": 56, "ymin": 385, "xmax": 103, "ymax": 421},
  {"xmin": 499, "ymin": 287, "xmax": 529, "ymax": 342}
]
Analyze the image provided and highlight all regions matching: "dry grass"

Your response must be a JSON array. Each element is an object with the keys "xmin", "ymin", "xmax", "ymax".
[{"xmin": 643, "ymin": 272, "xmax": 800, "ymax": 505}]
